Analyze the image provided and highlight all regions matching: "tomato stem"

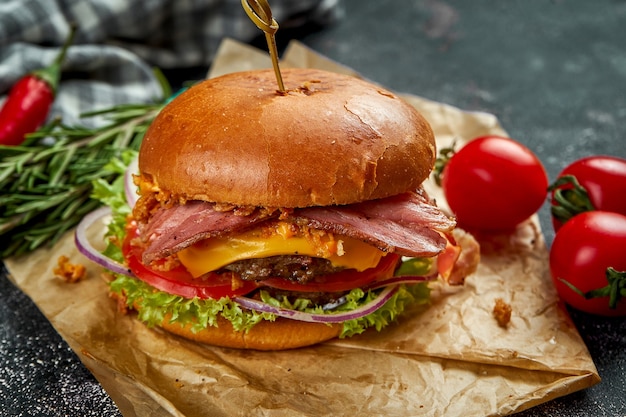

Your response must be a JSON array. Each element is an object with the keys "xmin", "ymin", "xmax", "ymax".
[
  {"xmin": 548, "ymin": 175, "xmax": 596, "ymax": 224},
  {"xmin": 433, "ymin": 142, "xmax": 456, "ymax": 186},
  {"xmin": 559, "ymin": 267, "xmax": 626, "ymax": 309}
]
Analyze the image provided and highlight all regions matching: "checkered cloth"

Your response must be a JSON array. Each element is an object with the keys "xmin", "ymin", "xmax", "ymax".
[{"xmin": 0, "ymin": 0, "xmax": 339, "ymax": 127}]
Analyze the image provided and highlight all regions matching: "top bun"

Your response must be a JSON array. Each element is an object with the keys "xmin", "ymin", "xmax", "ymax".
[{"xmin": 139, "ymin": 68, "xmax": 435, "ymax": 208}]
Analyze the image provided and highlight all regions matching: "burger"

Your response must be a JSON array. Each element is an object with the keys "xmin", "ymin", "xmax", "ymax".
[{"xmin": 82, "ymin": 68, "xmax": 478, "ymax": 350}]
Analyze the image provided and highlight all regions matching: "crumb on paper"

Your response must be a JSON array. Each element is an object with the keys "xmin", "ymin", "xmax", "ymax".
[
  {"xmin": 53, "ymin": 255, "xmax": 87, "ymax": 283},
  {"xmin": 493, "ymin": 298, "xmax": 512, "ymax": 328}
]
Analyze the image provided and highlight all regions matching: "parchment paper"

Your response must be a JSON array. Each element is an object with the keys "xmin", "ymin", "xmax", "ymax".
[{"xmin": 4, "ymin": 39, "xmax": 599, "ymax": 417}]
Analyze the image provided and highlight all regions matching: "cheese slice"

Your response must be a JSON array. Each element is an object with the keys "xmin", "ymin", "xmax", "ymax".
[{"xmin": 178, "ymin": 223, "xmax": 385, "ymax": 278}]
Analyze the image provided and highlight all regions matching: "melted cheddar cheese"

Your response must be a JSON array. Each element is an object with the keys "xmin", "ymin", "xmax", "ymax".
[{"xmin": 178, "ymin": 221, "xmax": 385, "ymax": 278}]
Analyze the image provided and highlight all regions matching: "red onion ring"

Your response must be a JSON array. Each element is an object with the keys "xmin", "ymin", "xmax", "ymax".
[
  {"xmin": 233, "ymin": 285, "xmax": 399, "ymax": 323},
  {"xmin": 125, "ymin": 156, "xmax": 139, "ymax": 208},
  {"xmin": 74, "ymin": 206, "xmax": 133, "ymax": 277}
]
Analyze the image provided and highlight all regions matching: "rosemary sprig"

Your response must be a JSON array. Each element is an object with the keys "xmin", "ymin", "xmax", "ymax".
[{"xmin": 0, "ymin": 102, "xmax": 164, "ymax": 258}]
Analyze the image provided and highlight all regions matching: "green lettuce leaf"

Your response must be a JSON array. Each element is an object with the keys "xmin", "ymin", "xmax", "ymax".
[
  {"xmin": 109, "ymin": 273, "xmax": 431, "ymax": 338},
  {"xmin": 109, "ymin": 275, "xmax": 274, "ymax": 333},
  {"xmin": 91, "ymin": 150, "xmax": 136, "ymax": 263}
]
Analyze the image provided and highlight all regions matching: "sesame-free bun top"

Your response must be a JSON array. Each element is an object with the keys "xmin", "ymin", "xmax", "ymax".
[{"xmin": 139, "ymin": 68, "xmax": 436, "ymax": 208}]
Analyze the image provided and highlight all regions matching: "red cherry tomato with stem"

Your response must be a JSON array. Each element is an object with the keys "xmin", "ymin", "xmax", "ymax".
[
  {"xmin": 549, "ymin": 211, "xmax": 626, "ymax": 316},
  {"xmin": 440, "ymin": 135, "xmax": 548, "ymax": 232},
  {"xmin": 549, "ymin": 155, "xmax": 626, "ymax": 231}
]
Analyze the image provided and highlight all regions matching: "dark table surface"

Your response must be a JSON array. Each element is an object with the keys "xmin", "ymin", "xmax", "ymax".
[{"xmin": 2, "ymin": 0, "xmax": 625, "ymax": 416}]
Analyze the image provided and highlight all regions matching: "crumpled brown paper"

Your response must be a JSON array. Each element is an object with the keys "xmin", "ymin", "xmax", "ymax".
[{"xmin": 4, "ymin": 39, "xmax": 599, "ymax": 417}]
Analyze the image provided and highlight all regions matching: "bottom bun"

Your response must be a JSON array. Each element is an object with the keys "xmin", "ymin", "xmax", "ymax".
[{"xmin": 159, "ymin": 315, "xmax": 343, "ymax": 351}]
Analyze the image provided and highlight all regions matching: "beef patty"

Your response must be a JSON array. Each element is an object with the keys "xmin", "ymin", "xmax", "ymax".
[{"xmin": 221, "ymin": 255, "xmax": 343, "ymax": 283}]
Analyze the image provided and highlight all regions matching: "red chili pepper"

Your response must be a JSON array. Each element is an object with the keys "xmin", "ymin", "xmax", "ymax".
[{"xmin": 0, "ymin": 24, "xmax": 77, "ymax": 146}]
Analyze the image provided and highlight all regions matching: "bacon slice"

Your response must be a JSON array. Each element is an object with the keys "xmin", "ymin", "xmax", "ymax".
[
  {"xmin": 296, "ymin": 207, "xmax": 448, "ymax": 258},
  {"xmin": 139, "ymin": 189, "xmax": 455, "ymax": 265},
  {"xmin": 349, "ymin": 189, "xmax": 455, "ymax": 232},
  {"xmin": 140, "ymin": 201, "xmax": 273, "ymax": 264},
  {"xmin": 296, "ymin": 190, "xmax": 455, "ymax": 257}
]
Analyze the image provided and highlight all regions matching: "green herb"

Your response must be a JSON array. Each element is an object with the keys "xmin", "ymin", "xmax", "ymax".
[{"xmin": 0, "ymin": 102, "xmax": 164, "ymax": 258}]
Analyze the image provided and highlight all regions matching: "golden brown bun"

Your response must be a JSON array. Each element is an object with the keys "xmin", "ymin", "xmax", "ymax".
[
  {"xmin": 159, "ymin": 314, "xmax": 342, "ymax": 351},
  {"xmin": 139, "ymin": 68, "xmax": 436, "ymax": 208}
]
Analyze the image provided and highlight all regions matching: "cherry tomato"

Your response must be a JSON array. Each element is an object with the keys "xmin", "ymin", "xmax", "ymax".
[
  {"xmin": 549, "ymin": 156, "xmax": 626, "ymax": 231},
  {"xmin": 549, "ymin": 211, "xmax": 626, "ymax": 316},
  {"xmin": 441, "ymin": 135, "xmax": 548, "ymax": 232}
]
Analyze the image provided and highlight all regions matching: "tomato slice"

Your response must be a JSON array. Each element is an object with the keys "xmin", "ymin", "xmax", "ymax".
[
  {"xmin": 436, "ymin": 234, "xmax": 461, "ymax": 281},
  {"xmin": 260, "ymin": 253, "xmax": 400, "ymax": 293}
]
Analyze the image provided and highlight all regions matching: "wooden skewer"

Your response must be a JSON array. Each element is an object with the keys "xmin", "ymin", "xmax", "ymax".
[{"xmin": 241, "ymin": 0, "xmax": 286, "ymax": 93}]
